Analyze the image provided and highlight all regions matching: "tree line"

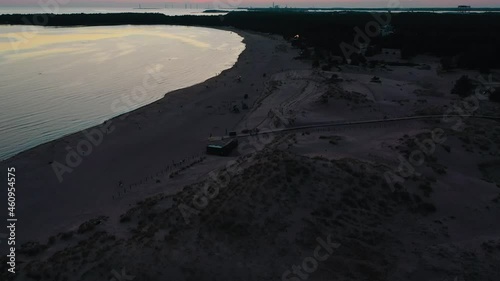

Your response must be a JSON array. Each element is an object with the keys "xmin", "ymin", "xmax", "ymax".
[{"xmin": 1, "ymin": 11, "xmax": 500, "ymax": 69}]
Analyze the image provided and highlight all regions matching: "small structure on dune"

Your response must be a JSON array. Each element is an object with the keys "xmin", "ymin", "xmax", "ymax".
[
  {"xmin": 382, "ymin": 48, "xmax": 401, "ymax": 57},
  {"xmin": 370, "ymin": 76, "xmax": 382, "ymax": 83},
  {"xmin": 381, "ymin": 25, "xmax": 395, "ymax": 37},
  {"xmin": 206, "ymin": 138, "xmax": 238, "ymax": 156},
  {"xmin": 377, "ymin": 48, "xmax": 402, "ymax": 62}
]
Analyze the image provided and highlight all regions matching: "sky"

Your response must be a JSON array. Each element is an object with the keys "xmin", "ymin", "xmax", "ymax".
[{"xmin": 0, "ymin": 0, "xmax": 499, "ymax": 8}]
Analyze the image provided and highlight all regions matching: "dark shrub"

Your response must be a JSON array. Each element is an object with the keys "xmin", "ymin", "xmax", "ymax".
[
  {"xmin": 451, "ymin": 75, "xmax": 476, "ymax": 97},
  {"xmin": 490, "ymin": 88, "xmax": 500, "ymax": 103}
]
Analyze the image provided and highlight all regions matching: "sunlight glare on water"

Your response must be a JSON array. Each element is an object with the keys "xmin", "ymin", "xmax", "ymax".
[{"xmin": 0, "ymin": 25, "xmax": 245, "ymax": 160}]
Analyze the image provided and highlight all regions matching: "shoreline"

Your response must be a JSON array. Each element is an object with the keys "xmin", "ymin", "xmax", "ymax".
[
  {"xmin": 0, "ymin": 20, "xmax": 500, "ymax": 281},
  {"xmin": 0, "ymin": 27, "xmax": 306, "ymax": 244},
  {"xmin": 2, "ymin": 15, "xmax": 500, "ymax": 281},
  {"xmin": 0, "ymin": 24, "xmax": 246, "ymax": 164}
]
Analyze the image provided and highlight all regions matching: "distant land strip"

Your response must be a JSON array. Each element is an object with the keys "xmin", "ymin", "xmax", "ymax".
[{"xmin": 2, "ymin": 12, "xmax": 500, "ymax": 69}]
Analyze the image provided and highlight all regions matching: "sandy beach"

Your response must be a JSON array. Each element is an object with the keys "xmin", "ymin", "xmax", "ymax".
[
  {"xmin": 1, "ymin": 27, "xmax": 500, "ymax": 281},
  {"xmin": 0, "ymin": 29, "xmax": 307, "ymax": 244}
]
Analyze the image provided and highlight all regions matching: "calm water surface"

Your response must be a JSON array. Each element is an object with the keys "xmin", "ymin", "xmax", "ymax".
[{"xmin": 0, "ymin": 25, "xmax": 245, "ymax": 160}]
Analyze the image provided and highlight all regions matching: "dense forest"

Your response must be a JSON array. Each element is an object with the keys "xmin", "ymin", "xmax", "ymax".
[{"xmin": 1, "ymin": 11, "xmax": 500, "ymax": 69}]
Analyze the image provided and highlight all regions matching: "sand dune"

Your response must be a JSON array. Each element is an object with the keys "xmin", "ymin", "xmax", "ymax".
[{"xmin": 1, "ymin": 29, "xmax": 500, "ymax": 281}]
